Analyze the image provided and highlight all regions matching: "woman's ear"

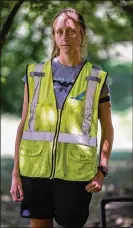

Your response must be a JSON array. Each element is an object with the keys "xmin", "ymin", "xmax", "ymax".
[
  {"xmin": 52, "ymin": 27, "xmax": 56, "ymax": 40},
  {"xmin": 80, "ymin": 36, "xmax": 83, "ymax": 46},
  {"xmin": 80, "ymin": 30, "xmax": 83, "ymax": 46},
  {"xmin": 80, "ymin": 29, "xmax": 85, "ymax": 46},
  {"xmin": 53, "ymin": 35, "xmax": 56, "ymax": 42}
]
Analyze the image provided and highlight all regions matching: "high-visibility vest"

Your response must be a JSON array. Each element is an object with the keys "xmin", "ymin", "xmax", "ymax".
[{"xmin": 19, "ymin": 60, "xmax": 107, "ymax": 181}]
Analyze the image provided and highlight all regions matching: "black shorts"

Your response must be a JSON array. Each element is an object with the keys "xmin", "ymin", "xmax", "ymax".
[{"xmin": 20, "ymin": 176, "xmax": 92, "ymax": 228}]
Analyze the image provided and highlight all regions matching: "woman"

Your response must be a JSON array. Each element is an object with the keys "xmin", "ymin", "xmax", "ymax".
[{"xmin": 10, "ymin": 8, "xmax": 114, "ymax": 228}]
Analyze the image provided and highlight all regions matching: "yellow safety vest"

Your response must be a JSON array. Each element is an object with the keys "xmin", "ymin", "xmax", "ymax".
[{"xmin": 19, "ymin": 59, "xmax": 107, "ymax": 181}]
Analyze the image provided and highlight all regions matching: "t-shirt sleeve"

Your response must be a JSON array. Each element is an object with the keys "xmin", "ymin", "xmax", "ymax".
[
  {"xmin": 99, "ymin": 79, "xmax": 111, "ymax": 104},
  {"xmin": 22, "ymin": 75, "xmax": 27, "ymax": 83}
]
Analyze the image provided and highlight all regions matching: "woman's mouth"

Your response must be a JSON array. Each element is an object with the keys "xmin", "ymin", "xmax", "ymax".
[{"xmin": 61, "ymin": 45, "xmax": 70, "ymax": 46}]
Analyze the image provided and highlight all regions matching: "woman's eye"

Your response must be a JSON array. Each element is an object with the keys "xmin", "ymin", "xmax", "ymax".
[
  {"xmin": 57, "ymin": 30, "xmax": 63, "ymax": 35},
  {"xmin": 69, "ymin": 30, "xmax": 75, "ymax": 35},
  {"xmin": 56, "ymin": 30, "xmax": 75, "ymax": 36}
]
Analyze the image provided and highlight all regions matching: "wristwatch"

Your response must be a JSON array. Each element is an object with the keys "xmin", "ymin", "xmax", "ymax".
[{"xmin": 97, "ymin": 165, "xmax": 108, "ymax": 177}]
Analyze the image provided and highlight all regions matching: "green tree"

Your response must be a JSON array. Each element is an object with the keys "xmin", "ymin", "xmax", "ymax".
[{"xmin": 1, "ymin": 0, "xmax": 132, "ymax": 116}]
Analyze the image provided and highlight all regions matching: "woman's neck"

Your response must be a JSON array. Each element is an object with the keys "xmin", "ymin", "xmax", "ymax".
[{"xmin": 57, "ymin": 53, "xmax": 83, "ymax": 67}]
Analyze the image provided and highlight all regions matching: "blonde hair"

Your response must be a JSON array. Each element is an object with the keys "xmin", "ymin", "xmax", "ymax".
[{"xmin": 51, "ymin": 8, "xmax": 88, "ymax": 58}]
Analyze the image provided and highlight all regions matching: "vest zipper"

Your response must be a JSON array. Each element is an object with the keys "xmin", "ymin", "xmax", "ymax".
[
  {"xmin": 49, "ymin": 109, "xmax": 61, "ymax": 178},
  {"xmin": 49, "ymin": 60, "xmax": 88, "ymax": 179}
]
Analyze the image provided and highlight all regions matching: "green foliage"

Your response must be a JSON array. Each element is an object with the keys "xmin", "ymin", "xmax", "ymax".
[
  {"xmin": 1, "ymin": 0, "xmax": 132, "ymax": 116},
  {"xmin": 107, "ymin": 63, "xmax": 132, "ymax": 111},
  {"xmin": 97, "ymin": 61, "xmax": 132, "ymax": 111}
]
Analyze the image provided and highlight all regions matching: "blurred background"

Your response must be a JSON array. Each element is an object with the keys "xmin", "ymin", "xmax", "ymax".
[{"xmin": 1, "ymin": 0, "xmax": 133, "ymax": 227}]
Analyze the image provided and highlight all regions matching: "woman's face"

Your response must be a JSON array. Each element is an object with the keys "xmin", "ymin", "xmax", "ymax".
[{"xmin": 53, "ymin": 12, "xmax": 82, "ymax": 55}]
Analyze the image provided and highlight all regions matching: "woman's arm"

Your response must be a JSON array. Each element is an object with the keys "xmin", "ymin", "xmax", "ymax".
[
  {"xmin": 98, "ymin": 101, "xmax": 114, "ymax": 168},
  {"xmin": 10, "ymin": 84, "xmax": 28, "ymax": 201},
  {"xmin": 85, "ymin": 101, "xmax": 114, "ymax": 193}
]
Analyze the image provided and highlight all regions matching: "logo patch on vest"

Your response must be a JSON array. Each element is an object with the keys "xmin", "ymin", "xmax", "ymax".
[{"xmin": 71, "ymin": 91, "xmax": 85, "ymax": 100}]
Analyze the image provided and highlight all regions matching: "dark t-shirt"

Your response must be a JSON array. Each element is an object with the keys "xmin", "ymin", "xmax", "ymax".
[{"xmin": 23, "ymin": 58, "xmax": 111, "ymax": 109}]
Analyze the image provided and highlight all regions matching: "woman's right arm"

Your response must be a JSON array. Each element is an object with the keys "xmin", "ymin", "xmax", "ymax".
[{"xmin": 10, "ymin": 83, "xmax": 28, "ymax": 201}]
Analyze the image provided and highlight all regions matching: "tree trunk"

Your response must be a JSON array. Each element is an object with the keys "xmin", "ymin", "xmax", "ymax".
[{"xmin": 0, "ymin": 0, "xmax": 25, "ymax": 52}]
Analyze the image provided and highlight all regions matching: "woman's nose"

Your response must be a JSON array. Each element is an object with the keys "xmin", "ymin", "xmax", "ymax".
[{"xmin": 62, "ymin": 31, "xmax": 69, "ymax": 40}]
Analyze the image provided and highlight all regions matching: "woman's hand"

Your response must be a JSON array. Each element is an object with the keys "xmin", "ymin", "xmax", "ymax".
[
  {"xmin": 85, "ymin": 171, "xmax": 104, "ymax": 193},
  {"xmin": 10, "ymin": 174, "xmax": 24, "ymax": 202}
]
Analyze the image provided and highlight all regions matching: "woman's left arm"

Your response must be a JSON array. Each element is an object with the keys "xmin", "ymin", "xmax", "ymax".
[
  {"xmin": 98, "ymin": 101, "xmax": 114, "ymax": 168},
  {"xmin": 85, "ymin": 101, "xmax": 114, "ymax": 193}
]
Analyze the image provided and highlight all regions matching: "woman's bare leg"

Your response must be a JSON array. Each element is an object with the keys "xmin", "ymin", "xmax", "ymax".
[{"xmin": 30, "ymin": 219, "xmax": 53, "ymax": 228}]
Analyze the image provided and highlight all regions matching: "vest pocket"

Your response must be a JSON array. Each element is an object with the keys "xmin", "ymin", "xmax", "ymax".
[
  {"xmin": 69, "ymin": 149, "xmax": 93, "ymax": 162},
  {"xmin": 68, "ymin": 149, "xmax": 93, "ymax": 174},
  {"xmin": 19, "ymin": 140, "xmax": 51, "ymax": 177},
  {"xmin": 19, "ymin": 140, "xmax": 44, "ymax": 156}
]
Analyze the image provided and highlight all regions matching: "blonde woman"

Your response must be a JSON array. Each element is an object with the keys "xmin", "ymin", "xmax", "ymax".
[{"xmin": 10, "ymin": 8, "xmax": 114, "ymax": 228}]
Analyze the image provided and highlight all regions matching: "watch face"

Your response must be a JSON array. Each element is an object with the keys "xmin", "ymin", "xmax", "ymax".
[
  {"xmin": 98, "ymin": 166, "xmax": 108, "ymax": 176},
  {"xmin": 103, "ymin": 167, "xmax": 108, "ymax": 174}
]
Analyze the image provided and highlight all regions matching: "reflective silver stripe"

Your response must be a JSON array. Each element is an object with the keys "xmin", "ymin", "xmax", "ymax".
[
  {"xmin": 86, "ymin": 76, "xmax": 101, "ymax": 83},
  {"xmin": 22, "ymin": 131, "xmax": 55, "ymax": 141},
  {"xmin": 82, "ymin": 67, "xmax": 100, "ymax": 136},
  {"xmin": 30, "ymin": 72, "xmax": 45, "ymax": 77},
  {"xmin": 28, "ymin": 63, "xmax": 44, "ymax": 131},
  {"xmin": 58, "ymin": 133, "xmax": 97, "ymax": 146},
  {"xmin": 22, "ymin": 131, "xmax": 97, "ymax": 147}
]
